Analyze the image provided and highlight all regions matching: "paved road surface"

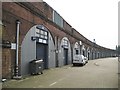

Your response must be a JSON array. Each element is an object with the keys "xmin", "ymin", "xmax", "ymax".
[{"xmin": 2, "ymin": 57, "xmax": 118, "ymax": 88}]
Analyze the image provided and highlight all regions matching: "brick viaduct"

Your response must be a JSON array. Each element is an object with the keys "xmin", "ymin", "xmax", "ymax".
[{"xmin": 2, "ymin": 2, "xmax": 116, "ymax": 79}]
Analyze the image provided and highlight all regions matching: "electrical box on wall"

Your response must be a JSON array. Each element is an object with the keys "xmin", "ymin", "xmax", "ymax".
[{"xmin": 11, "ymin": 43, "xmax": 16, "ymax": 50}]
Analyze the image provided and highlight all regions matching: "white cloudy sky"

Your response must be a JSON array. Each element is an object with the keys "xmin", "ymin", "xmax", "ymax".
[{"xmin": 44, "ymin": 0, "xmax": 119, "ymax": 49}]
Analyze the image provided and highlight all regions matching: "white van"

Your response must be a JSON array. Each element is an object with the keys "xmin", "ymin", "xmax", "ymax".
[{"xmin": 73, "ymin": 55, "xmax": 88, "ymax": 66}]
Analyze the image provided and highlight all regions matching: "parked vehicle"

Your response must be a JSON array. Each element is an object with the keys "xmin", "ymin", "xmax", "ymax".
[{"xmin": 73, "ymin": 55, "xmax": 88, "ymax": 66}]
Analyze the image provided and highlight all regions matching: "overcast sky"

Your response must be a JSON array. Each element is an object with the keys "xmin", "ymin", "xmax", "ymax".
[{"xmin": 44, "ymin": 0, "xmax": 118, "ymax": 50}]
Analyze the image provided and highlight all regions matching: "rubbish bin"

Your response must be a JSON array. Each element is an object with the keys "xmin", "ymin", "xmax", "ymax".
[{"xmin": 29, "ymin": 59, "xmax": 44, "ymax": 75}]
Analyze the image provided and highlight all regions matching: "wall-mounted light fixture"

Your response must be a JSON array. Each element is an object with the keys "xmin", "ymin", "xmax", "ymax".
[
  {"xmin": 61, "ymin": 45, "xmax": 68, "ymax": 49},
  {"xmin": 31, "ymin": 36, "xmax": 37, "ymax": 41},
  {"xmin": 74, "ymin": 47, "xmax": 78, "ymax": 50},
  {"xmin": 61, "ymin": 45, "xmax": 64, "ymax": 48},
  {"xmin": 61, "ymin": 45, "xmax": 66, "ymax": 48}
]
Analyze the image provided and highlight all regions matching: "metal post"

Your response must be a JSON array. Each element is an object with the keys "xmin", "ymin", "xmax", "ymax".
[
  {"xmin": 13, "ymin": 20, "xmax": 21, "ymax": 79},
  {"xmin": 16, "ymin": 20, "xmax": 20, "ymax": 76}
]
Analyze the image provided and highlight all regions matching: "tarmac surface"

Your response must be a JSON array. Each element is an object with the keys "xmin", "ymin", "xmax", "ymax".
[{"xmin": 2, "ymin": 57, "xmax": 118, "ymax": 88}]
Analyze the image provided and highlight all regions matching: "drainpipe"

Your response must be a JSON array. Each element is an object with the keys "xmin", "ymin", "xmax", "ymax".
[
  {"xmin": 55, "ymin": 36, "xmax": 59, "ymax": 67},
  {"xmin": 13, "ymin": 20, "xmax": 21, "ymax": 79}
]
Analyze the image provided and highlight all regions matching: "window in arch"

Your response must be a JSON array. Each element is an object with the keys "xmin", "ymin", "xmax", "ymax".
[
  {"xmin": 36, "ymin": 27, "xmax": 48, "ymax": 44},
  {"xmin": 62, "ymin": 39, "xmax": 69, "ymax": 48}
]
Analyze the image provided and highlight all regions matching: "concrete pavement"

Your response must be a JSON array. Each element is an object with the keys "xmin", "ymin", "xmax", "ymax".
[{"xmin": 2, "ymin": 57, "xmax": 118, "ymax": 88}]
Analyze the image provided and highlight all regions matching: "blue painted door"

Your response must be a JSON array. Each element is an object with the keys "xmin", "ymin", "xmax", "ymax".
[
  {"xmin": 36, "ymin": 43, "xmax": 48, "ymax": 69},
  {"xmin": 64, "ymin": 48, "xmax": 68, "ymax": 65}
]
